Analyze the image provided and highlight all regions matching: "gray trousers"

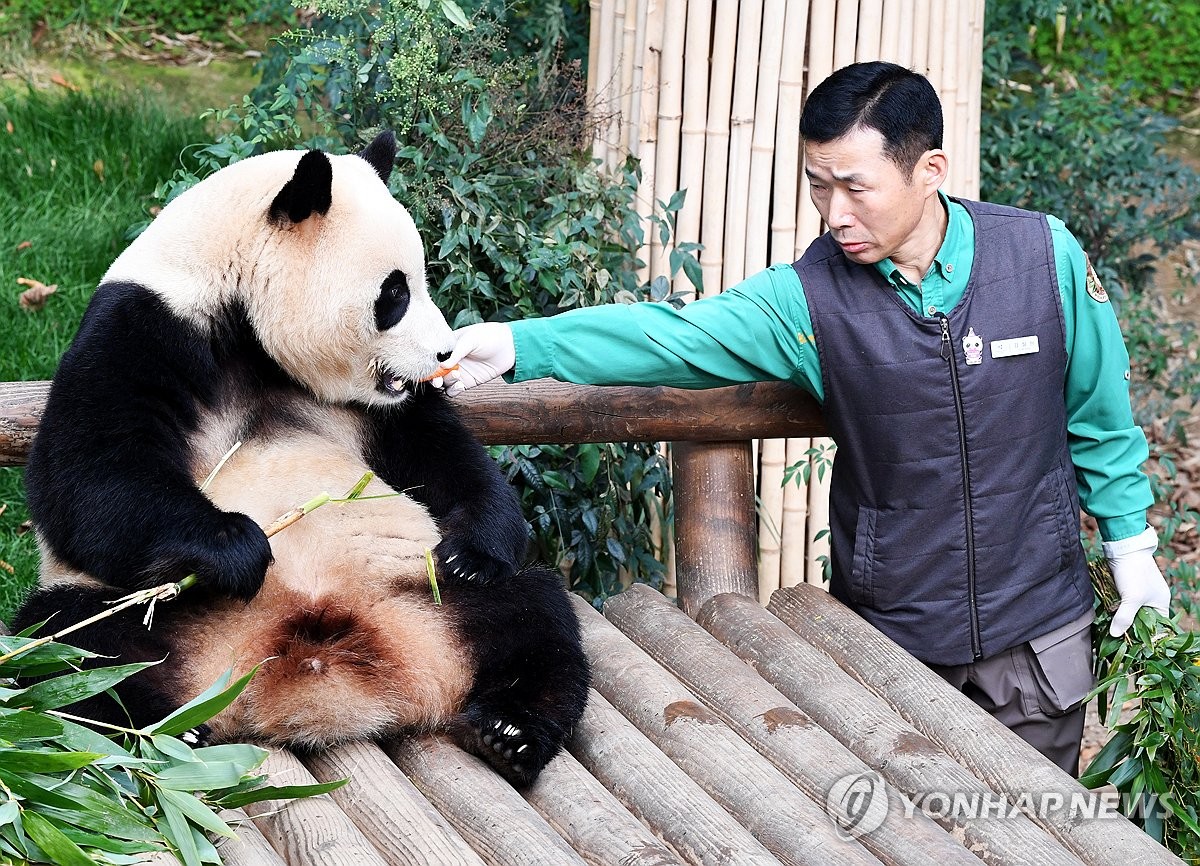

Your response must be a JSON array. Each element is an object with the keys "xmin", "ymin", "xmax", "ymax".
[{"xmin": 925, "ymin": 613, "xmax": 1094, "ymax": 777}]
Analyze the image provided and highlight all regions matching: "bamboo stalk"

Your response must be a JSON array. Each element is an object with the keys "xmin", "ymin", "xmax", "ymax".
[
  {"xmin": 797, "ymin": 0, "xmax": 836, "ymax": 252},
  {"xmin": 911, "ymin": 0, "xmax": 932, "ymax": 76},
  {"xmin": 804, "ymin": 440, "xmax": 833, "ymax": 585},
  {"xmin": 587, "ymin": 0, "xmax": 602, "ymax": 103},
  {"xmin": 671, "ymin": 0, "xmax": 711, "ymax": 299},
  {"xmin": 854, "ymin": 0, "xmax": 883, "ymax": 62},
  {"xmin": 743, "ymin": 0, "xmax": 786, "ymax": 276},
  {"xmin": 592, "ymin": 0, "xmax": 618, "ymax": 167},
  {"xmin": 635, "ymin": 0, "xmax": 663, "ymax": 285},
  {"xmin": 967, "ymin": 0, "xmax": 985, "ymax": 197},
  {"xmin": 895, "ymin": 0, "xmax": 915, "ymax": 67},
  {"xmin": 880, "ymin": 0, "xmax": 902, "ymax": 63},
  {"xmin": 621, "ymin": 0, "xmax": 644, "ymax": 158},
  {"xmin": 769, "ymin": 0, "xmax": 809, "ymax": 265},
  {"xmin": 719, "ymin": 0, "xmax": 764, "ymax": 288},
  {"xmin": 652, "ymin": 0, "xmax": 686, "ymax": 281},
  {"xmin": 779, "ymin": 436, "xmax": 810, "ymax": 587},
  {"xmin": 832, "ymin": 0, "xmax": 858, "ymax": 71},
  {"xmin": 757, "ymin": 438, "xmax": 786, "ymax": 603},
  {"xmin": 698, "ymin": 0, "xmax": 739, "ymax": 297},
  {"xmin": 613, "ymin": 0, "xmax": 638, "ymax": 169},
  {"xmin": 939, "ymin": 0, "xmax": 960, "ymax": 193}
]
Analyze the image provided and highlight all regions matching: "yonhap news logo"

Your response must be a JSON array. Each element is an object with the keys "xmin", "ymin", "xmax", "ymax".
[{"xmin": 825, "ymin": 771, "xmax": 889, "ymax": 840}]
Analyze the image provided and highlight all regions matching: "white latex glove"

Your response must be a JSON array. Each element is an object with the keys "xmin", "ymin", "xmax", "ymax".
[
  {"xmin": 1103, "ymin": 525, "xmax": 1171, "ymax": 636},
  {"xmin": 439, "ymin": 322, "xmax": 516, "ymax": 397}
]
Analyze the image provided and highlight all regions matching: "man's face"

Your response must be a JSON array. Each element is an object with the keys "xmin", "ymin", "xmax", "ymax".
[{"xmin": 804, "ymin": 125, "xmax": 933, "ymax": 266}]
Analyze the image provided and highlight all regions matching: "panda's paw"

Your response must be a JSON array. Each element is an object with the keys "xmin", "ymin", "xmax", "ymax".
[
  {"xmin": 453, "ymin": 702, "xmax": 565, "ymax": 787},
  {"xmin": 178, "ymin": 724, "xmax": 213, "ymax": 748},
  {"xmin": 434, "ymin": 538, "xmax": 515, "ymax": 586}
]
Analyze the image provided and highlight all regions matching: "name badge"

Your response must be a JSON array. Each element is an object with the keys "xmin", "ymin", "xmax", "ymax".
[{"xmin": 990, "ymin": 336, "xmax": 1039, "ymax": 358}]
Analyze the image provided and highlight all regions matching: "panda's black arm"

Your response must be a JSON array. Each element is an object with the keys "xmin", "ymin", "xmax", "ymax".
[
  {"xmin": 25, "ymin": 283, "xmax": 271, "ymax": 600},
  {"xmin": 365, "ymin": 390, "xmax": 529, "ymax": 584}
]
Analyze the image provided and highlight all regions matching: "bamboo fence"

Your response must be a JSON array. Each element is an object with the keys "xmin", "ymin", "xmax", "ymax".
[{"xmin": 589, "ymin": 0, "xmax": 987, "ymax": 601}]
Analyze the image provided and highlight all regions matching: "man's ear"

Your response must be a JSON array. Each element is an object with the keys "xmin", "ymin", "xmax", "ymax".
[{"xmin": 917, "ymin": 149, "xmax": 949, "ymax": 194}]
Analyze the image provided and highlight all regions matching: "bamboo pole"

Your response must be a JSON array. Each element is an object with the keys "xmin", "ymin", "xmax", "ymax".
[
  {"xmin": 593, "ymin": 0, "xmax": 618, "ymax": 167},
  {"xmin": 968, "ymin": 0, "xmax": 985, "ymax": 197},
  {"xmin": 627, "ymin": 0, "xmax": 650, "ymax": 161},
  {"xmin": 743, "ymin": 0, "xmax": 786, "ymax": 276},
  {"xmin": 587, "ymin": 0, "xmax": 602, "ymax": 103},
  {"xmin": 653, "ymin": 0, "xmax": 686, "ymax": 281},
  {"xmin": 757, "ymin": 438, "xmax": 785, "ymax": 602},
  {"xmin": 804, "ymin": 440, "xmax": 833, "ymax": 585},
  {"xmin": 672, "ymin": 0, "xmax": 711, "ymax": 299},
  {"xmin": 797, "ymin": 0, "xmax": 835, "ymax": 250},
  {"xmin": 766, "ymin": 584, "xmax": 1189, "ymax": 866},
  {"xmin": 572, "ymin": 595, "xmax": 880, "ymax": 865},
  {"xmin": 635, "ymin": 0, "xmax": 664, "ymax": 285},
  {"xmin": 615, "ymin": 0, "xmax": 639, "ymax": 167},
  {"xmin": 895, "ymin": 0, "xmax": 915, "ymax": 67},
  {"xmin": 911, "ymin": 0, "xmax": 931, "ymax": 76},
  {"xmin": 854, "ymin": 0, "xmax": 883, "ymax": 62},
  {"xmin": 939, "ymin": 0, "xmax": 960, "ymax": 193},
  {"xmin": 698, "ymin": 593, "xmax": 1091, "ymax": 866},
  {"xmin": 831, "ymin": 0, "xmax": 858, "ymax": 71},
  {"xmin": 698, "ymin": 0, "xmax": 739, "ymax": 297},
  {"xmin": 769, "ymin": 0, "xmax": 809, "ymax": 265},
  {"xmin": 779, "ymin": 436, "xmax": 810, "ymax": 586},
  {"xmin": 880, "ymin": 0, "xmax": 902, "ymax": 63},
  {"xmin": 719, "ymin": 0, "xmax": 764, "ymax": 288}
]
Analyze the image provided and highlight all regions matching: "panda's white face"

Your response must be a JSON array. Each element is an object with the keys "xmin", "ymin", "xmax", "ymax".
[{"xmin": 104, "ymin": 137, "xmax": 454, "ymax": 408}]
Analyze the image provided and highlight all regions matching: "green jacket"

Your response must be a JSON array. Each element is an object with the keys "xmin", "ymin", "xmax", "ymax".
[{"xmin": 509, "ymin": 196, "xmax": 1153, "ymax": 542}]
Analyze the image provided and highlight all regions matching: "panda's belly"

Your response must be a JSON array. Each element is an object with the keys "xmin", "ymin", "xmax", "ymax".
[{"xmin": 196, "ymin": 423, "xmax": 440, "ymax": 598}]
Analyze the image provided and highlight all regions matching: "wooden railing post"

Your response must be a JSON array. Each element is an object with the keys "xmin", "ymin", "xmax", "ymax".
[{"xmin": 670, "ymin": 440, "xmax": 758, "ymax": 617}]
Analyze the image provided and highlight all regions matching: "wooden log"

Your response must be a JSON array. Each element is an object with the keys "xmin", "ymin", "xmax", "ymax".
[
  {"xmin": 216, "ymin": 810, "xmax": 289, "ymax": 866},
  {"xmin": 242, "ymin": 749, "xmax": 390, "ymax": 866},
  {"xmin": 766, "ymin": 584, "xmax": 1189, "ymax": 866},
  {"xmin": 0, "ymin": 380, "xmax": 825, "ymax": 466},
  {"xmin": 573, "ymin": 595, "xmax": 879, "ymax": 865},
  {"xmin": 603, "ymin": 584, "xmax": 982, "ymax": 866},
  {"xmin": 301, "ymin": 740, "xmax": 485, "ymax": 866},
  {"xmin": 385, "ymin": 733, "xmax": 587, "ymax": 866},
  {"xmin": 523, "ymin": 747, "xmax": 687, "ymax": 866},
  {"xmin": 671, "ymin": 440, "xmax": 758, "ymax": 616},
  {"xmin": 570, "ymin": 688, "xmax": 782, "ymax": 866},
  {"xmin": 696, "ymin": 593, "xmax": 1088, "ymax": 866}
]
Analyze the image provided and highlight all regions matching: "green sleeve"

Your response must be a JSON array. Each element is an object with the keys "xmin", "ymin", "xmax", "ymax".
[
  {"xmin": 1050, "ymin": 216, "xmax": 1153, "ymax": 541},
  {"xmin": 509, "ymin": 262, "xmax": 824, "ymax": 399}
]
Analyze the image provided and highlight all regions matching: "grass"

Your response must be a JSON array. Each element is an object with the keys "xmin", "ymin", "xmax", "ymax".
[{"xmin": 0, "ymin": 87, "xmax": 208, "ymax": 620}]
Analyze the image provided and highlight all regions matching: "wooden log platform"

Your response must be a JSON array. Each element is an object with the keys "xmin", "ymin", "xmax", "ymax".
[{"xmin": 0, "ymin": 379, "xmax": 1183, "ymax": 864}]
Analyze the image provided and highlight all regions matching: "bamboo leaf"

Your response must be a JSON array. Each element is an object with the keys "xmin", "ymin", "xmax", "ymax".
[
  {"xmin": 0, "ymin": 772, "xmax": 159, "ymax": 842},
  {"xmin": 157, "ymin": 795, "xmax": 201, "ymax": 866},
  {"xmin": 20, "ymin": 811, "xmax": 95, "ymax": 866},
  {"xmin": 52, "ymin": 716, "xmax": 136, "ymax": 760},
  {"xmin": 157, "ymin": 788, "xmax": 236, "ymax": 839},
  {"xmin": 23, "ymin": 662, "xmax": 157, "ymax": 711},
  {"xmin": 191, "ymin": 743, "xmax": 268, "ymax": 773},
  {"xmin": 215, "ymin": 778, "xmax": 347, "ymax": 809},
  {"xmin": 0, "ymin": 748, "xmax": 102, "ymax": 773},
  {"xmin": 151, "ymin": 733, "xmax": 197, "ymax": 763},
  {"xmin": 0, "ymin": 709, "xmax": 63, "ymax": 741},
  {"xmin": 156, "ymin": 761, "xmax": 248, "ymax": 790},
  {"xmin": 149, "ymin": 665, "xmax": 261, "ymax": 737}
]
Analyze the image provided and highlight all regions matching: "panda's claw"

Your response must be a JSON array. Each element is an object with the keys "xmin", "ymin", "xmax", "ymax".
[{"xmin": 453, "ymin": 701, "xmax": 566, "ymax": 788}]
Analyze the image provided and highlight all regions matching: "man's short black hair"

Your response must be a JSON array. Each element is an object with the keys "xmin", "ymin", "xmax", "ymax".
[{"xmin": 799, "ymin": 61, "xmax": 943, "ymax": 175}]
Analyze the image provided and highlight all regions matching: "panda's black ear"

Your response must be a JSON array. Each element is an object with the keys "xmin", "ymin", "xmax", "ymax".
[
  {"xmin": 269, "ymin": 150, "xmax": 333, "ymax": 226},
  {"xmin": 358, "ymin": 131, "xmax": 396, "ymax": 184}
]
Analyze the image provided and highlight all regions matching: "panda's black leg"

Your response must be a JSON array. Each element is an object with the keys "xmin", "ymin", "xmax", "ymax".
[
  {"xmin": 445, "ymin": 566, "xmax": 590, "ymax": 787},
  {"xmin": 11, "ymin": 585, "xmax": 187, "ymax": 731}
]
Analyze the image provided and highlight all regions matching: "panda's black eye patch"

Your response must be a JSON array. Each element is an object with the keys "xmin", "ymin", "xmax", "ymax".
[{"xmin": 375, "ymin": 270, "xmax": 410, "ymax": 330}]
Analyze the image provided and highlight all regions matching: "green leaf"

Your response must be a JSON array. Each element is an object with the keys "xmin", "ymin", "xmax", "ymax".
[
  {"xmin": 0, "ymin": 709, "xmax": 63, "ymax": 742},
  {"xmin": 215, "ymin": 778, "xmax": 347, "ymax": 810},
  {"xmin": 151, "ymin": 734, "xmax": 197, "ymax": 763},
  {"xmin": 149, "ymin": 664, "xmax": 260, "ymax": 737},
  {"xmin": 23, "ymin": 662, "xmax": 157, "ymax": 711},
  {"xmin": 52, "ymin": 716, "xmax": 136, "ymax": 760},
  {"xmin": 157, "ymin": 789, "xmax": 235, "ymax": 839},
  {"xmin": 157, "ymin": 795, "xmax": 201, "ymax": 866},
  {"xmin": 0, "ymin": 772, "xmax": 159, "ymax": 842},
  {"xmin": 0, "ymin": 748, "xmax": 103, "ymax": 773},
  {"xmin": 191, "ymin": 743, "xmax": 268, "ymax": 773},
  {"xmin": 578, "ymin": 445, "xmax": 601, "ymax": 485},
  {"xmin": 440, "ymin": 0, "xmax": 474, "ymax": 29},
  {"xmin": 156, "ymin": 761, "xmax": 248, "ymax": 791},
  {"xmin": 20, "ymin": 811, "xmax": 95, "ymax": 866}
]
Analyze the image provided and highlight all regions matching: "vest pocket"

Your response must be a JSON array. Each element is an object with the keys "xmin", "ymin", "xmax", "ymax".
[
  {"xmin": 850, "ymin": 506, "xmax": 877, "ymax": 607},
  {"xmin": 1046, "ymin": 467, "xmax": 1077, "ymax": 575}
]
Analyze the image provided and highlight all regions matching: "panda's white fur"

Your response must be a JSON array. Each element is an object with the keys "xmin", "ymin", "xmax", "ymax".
[{"xmin": 17, "ymin": 133, "xmax": 590, "ymax": 783}]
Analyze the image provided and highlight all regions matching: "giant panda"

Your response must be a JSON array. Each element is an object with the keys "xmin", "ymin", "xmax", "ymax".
[{"xmin": 13, "ymin": 131, "xmax": 590, "ymax": 786}]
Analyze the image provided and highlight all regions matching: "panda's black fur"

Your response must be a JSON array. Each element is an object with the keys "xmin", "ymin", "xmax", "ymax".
[{"xmin": 13, "ymin": 132, "xmax": 589, "ymax": 786}]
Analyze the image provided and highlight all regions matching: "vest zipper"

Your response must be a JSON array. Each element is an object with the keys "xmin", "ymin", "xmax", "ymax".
[{"xmin": 937, "ymin": 314, "xmax": 983, "ymax": 660}]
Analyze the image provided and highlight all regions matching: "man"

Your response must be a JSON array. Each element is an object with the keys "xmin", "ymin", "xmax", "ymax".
[{"xmin": 439, "ymin": 61, "xmax": 1170, "ymax": 776}]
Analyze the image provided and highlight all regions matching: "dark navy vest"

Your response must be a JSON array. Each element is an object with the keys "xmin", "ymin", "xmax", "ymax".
[{"xmin": 796, "ymin": 198, "xmax": 1093, "ymax": 665}]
